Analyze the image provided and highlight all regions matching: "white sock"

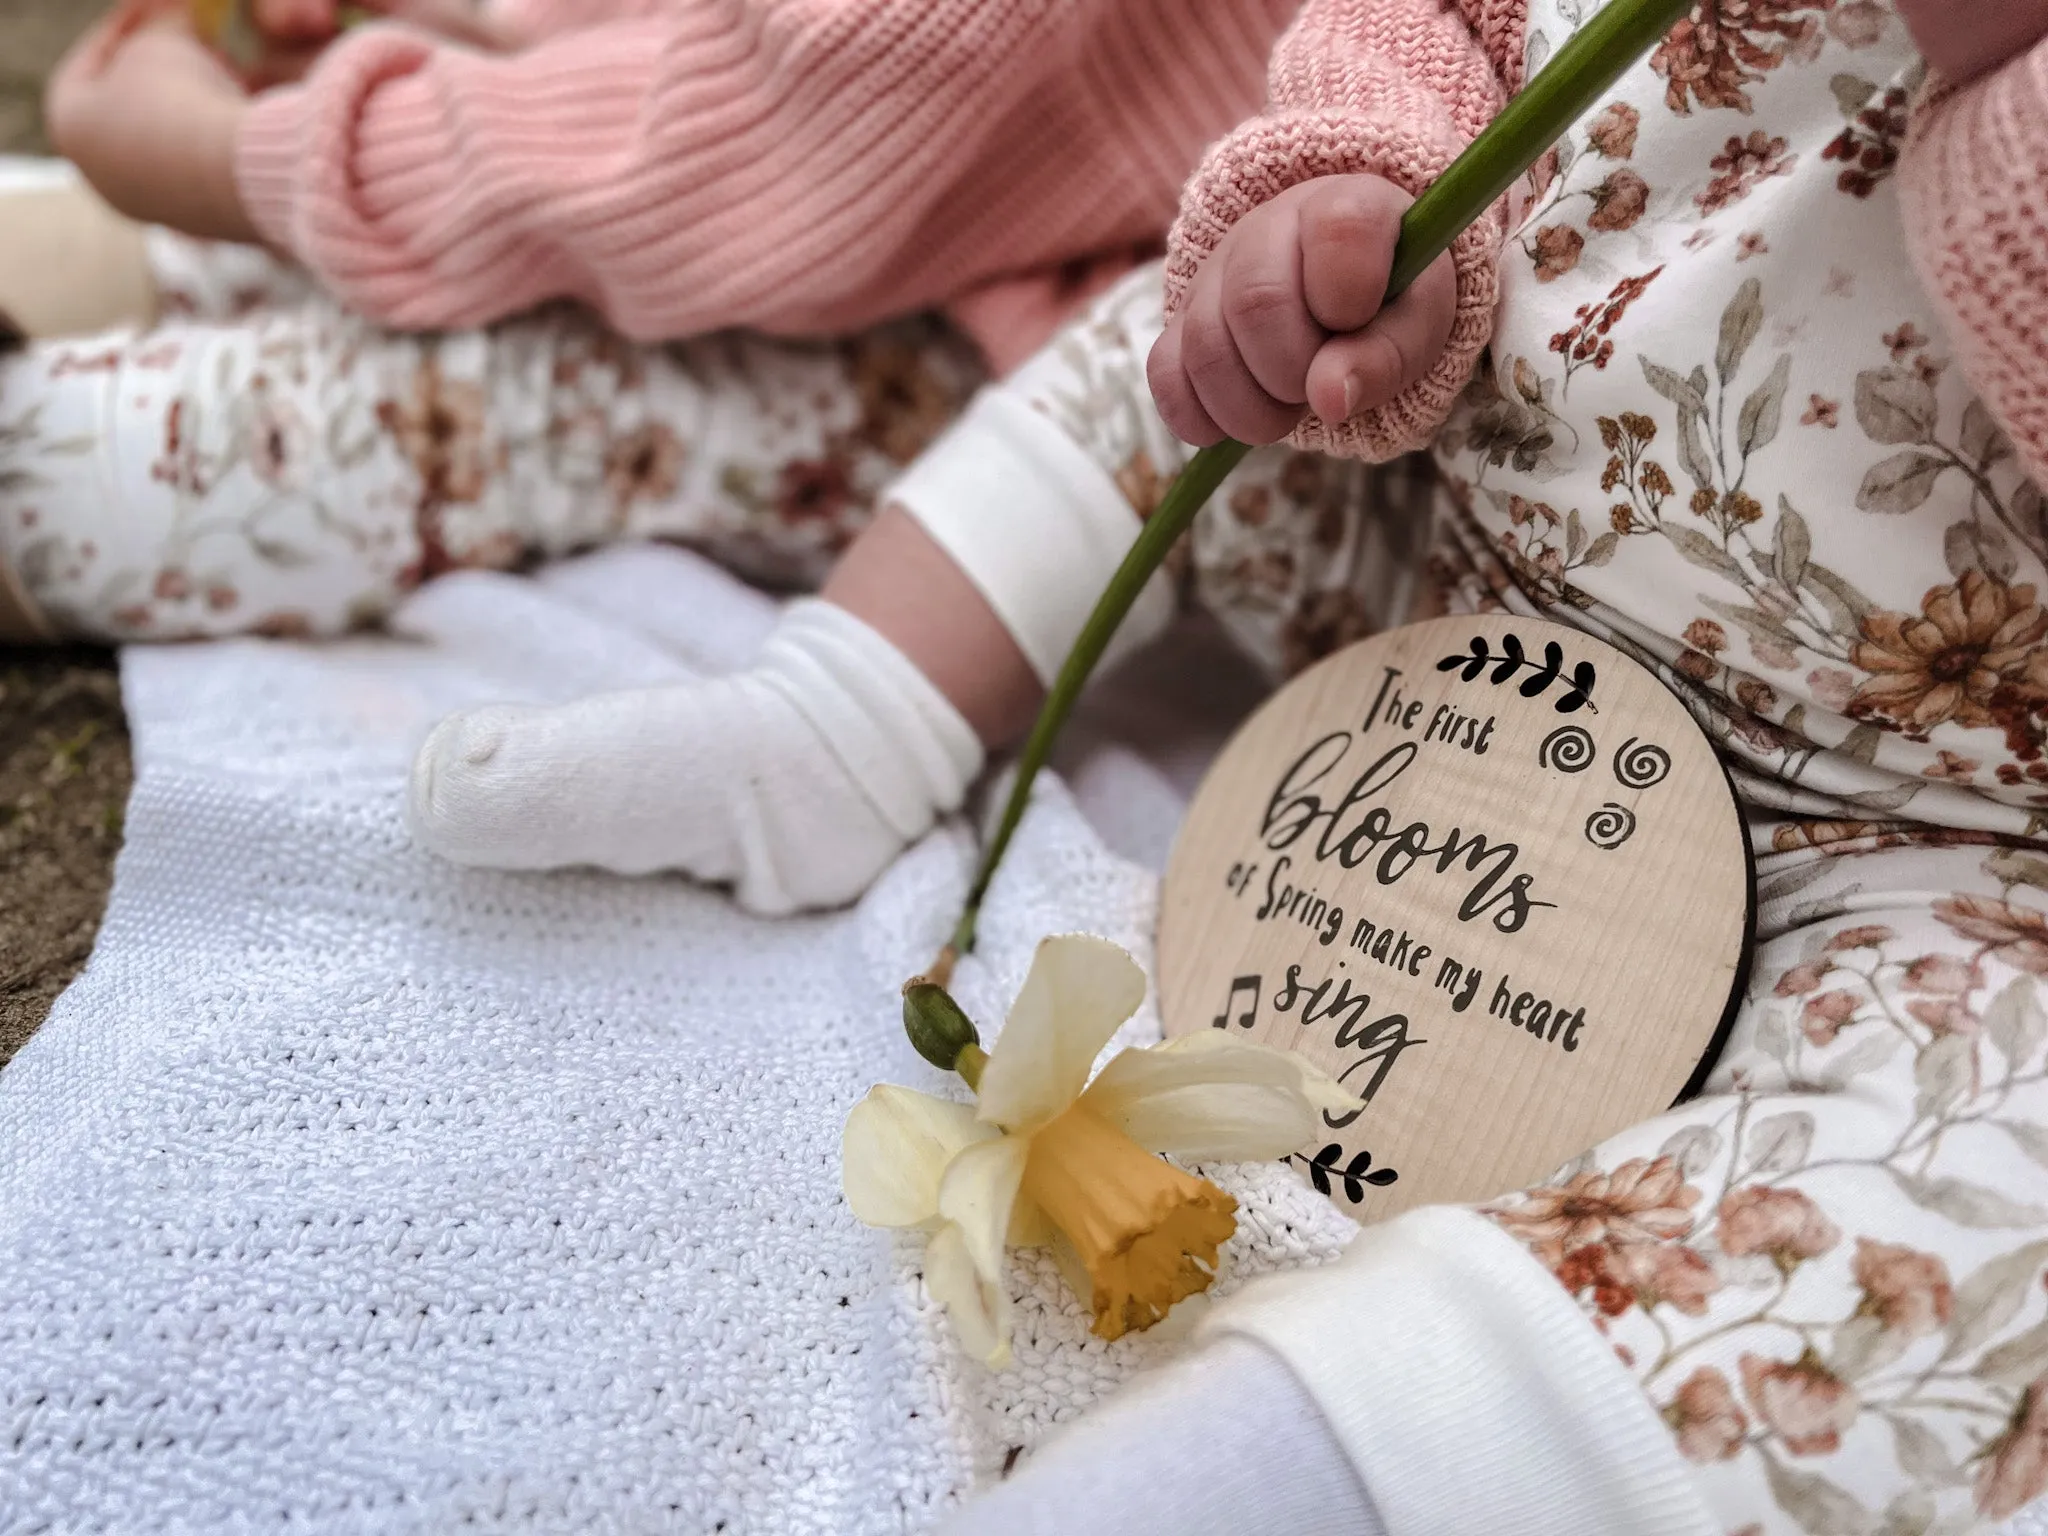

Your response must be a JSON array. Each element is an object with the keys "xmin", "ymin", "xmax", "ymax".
[{"xmin": 407, "ymin": 599, "xmax": 983, "ymax": 914}]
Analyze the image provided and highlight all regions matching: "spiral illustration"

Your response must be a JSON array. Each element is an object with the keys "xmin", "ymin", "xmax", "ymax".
[
  {"xmin": 1585, "ymin": 803, "xmax": 1637, "ymax": 850},
  {"xmin": 1612, "ymin": 737, "xmax": 1672, "ymax": 791},
  {"xmin": 1538, "ymin": 725, "xmax": 1596, "ymax": 774}
]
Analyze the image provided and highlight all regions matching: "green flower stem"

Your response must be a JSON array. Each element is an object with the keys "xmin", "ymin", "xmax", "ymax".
[
  {"xmin": 938, "ymin": 0, "xmax": 1696, "ymax": 974},
  {"xmin": 954, "ymin": 1044, "xmax": 989, "ymax": 1093}
]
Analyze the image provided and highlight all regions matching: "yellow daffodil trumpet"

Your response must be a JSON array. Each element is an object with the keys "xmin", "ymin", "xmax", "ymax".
[{"xmin": 844, "ymin": 935, "xmax": 1356, "ymax": 1366}]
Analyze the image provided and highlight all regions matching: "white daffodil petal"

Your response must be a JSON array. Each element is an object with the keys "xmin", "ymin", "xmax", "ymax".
[
  {"xmin": 927, "ymin": 1220, "xmax": 1013, "ymax": 1368},
  {"xmin": 1087, "ymin": 1080, "xmax": 1321, "ymax": 1161},
  {"xmin": 842, "ymin": 1084, "xmax": 995, "ymax": 1229},
  {"xmin": 936, "ymin": 1132, "xmax": 1031, "ymax": 1284},
  {"xmin": 1081, "ymin": 1034, "xmax": 1361, "ymax": 1161},
  {"xmin": 976, "ymin": 935, "xmax": 1147, "ymax": 1133}
]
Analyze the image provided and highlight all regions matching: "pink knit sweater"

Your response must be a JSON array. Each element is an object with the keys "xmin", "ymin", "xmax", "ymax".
[
  {"xmin": 1167, "ymin": 0, "xmax": 2048, "ymax": 484},
  {"xmin": 233, "ymin": 0, "xmax": 1296, "ymax": 353}
]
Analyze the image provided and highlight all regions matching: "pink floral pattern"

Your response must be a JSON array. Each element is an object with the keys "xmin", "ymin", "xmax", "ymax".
[
  {"xmin": 1437, "ymin": 0, "xmax": 2048, "ymax": 1528},
  {"xmin": 1478, "ymin": 840, "xmax": 2048, "ymax": 1530}
]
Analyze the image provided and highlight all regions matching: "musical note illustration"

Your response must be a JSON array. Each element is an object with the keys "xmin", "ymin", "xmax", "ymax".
[{"xmin": 1213, "ymin": 975, "xmax": 1261, "ymax": 1031}]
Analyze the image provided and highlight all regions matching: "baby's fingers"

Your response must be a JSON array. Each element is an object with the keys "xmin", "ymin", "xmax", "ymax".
[
  {"xmin": 1299, "ymin": 176, "xmax": 1411, "ymax": 333},
  {"xmin": 1303, "ymin": 249, "xmax": 1458, "ymax": 427},
  {"xmin": 1163, "ymin": 261, "xmax": 1308, "ymax": 446},
  {"xmin": 1146, "ymin": 321, "xmax": 1229, "ymax": 447}
]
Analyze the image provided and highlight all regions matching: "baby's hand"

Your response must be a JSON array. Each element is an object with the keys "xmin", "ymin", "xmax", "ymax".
[
  {"xmin": 1148, "ymin": 175, "xmax": 1458, "ymax": 446},
  {"xmin": 46, "ymin": 8, "xmax": 258, "ymax": 241},
  {"xmin": 1896, "ymin": 0, "xmax": 2048, "ymax": 84}
]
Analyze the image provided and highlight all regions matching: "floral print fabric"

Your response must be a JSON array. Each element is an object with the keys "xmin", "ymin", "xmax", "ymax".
[
  {"xmin": 1442, "ymin": 0, "xmax": 2048, "ymax": 845},
  {"xmin": 1479, "ymin": 833, "xmax": 2048, "ymax": 1534},
  {"xmin": 0, "ymin": 233, "xmax": 983, "ymax": 641},
  {"xmin": 1420, "ymin": 0, "xmax": 2048, "ymax": 1527},
  {"xmin": 0, "ymin": 238, "xmax": 1422, "ymax": 676}
]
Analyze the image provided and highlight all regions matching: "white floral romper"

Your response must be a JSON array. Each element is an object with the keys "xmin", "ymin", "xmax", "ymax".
[
  {"xmin": 910, "ymin": 0, "xmax": 2048, "ymax": 1526},
  {"xmin": 1414, "ymin": 1, "xmax": 2048, "ymax": 1530}
]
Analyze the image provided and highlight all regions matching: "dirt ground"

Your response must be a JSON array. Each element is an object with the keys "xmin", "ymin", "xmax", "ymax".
[{"xmin": 0, "ymin": 0, "xmax": 128, "ymax": 1067}]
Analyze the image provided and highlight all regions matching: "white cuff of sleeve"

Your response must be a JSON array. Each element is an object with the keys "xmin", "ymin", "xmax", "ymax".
[
  {"xmin": 885, "ymin": 387, "xmax": 1176, "ymax": 687},
  {"xmin": 1198, "ymin": 1207, "xmax": 1718, "ymax": 1536},
  {"xmin": 934, "ymin": 1336, "xmax": 1381, "ymax": 1536}
]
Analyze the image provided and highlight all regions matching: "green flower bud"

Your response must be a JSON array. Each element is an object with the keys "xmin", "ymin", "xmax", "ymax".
[{"xmin": 903, "ymin": 980, "xmax": 980, "ymax": 1074}]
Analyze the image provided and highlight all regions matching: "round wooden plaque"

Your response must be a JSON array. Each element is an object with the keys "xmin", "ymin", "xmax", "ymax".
[{"xmin": 1159, "ymin": 614, "xmax": 1752, "ymax": 1221}]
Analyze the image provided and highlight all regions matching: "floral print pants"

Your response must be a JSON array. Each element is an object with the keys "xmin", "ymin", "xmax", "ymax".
[
  {"xmin": 0, "ymin": 235, "xmax": 1430, "ymax": 686},
  {"xmin": 1471, "ymin": 830, "xmax": 2048, "ymax": 1533},
  {"xmin": 1421, "ymin": 507, "xmax": 2048, "ymax": 1529},
  {"xmin": 0, "ymin": 233, "xmax": 984, "ymax": 641}
]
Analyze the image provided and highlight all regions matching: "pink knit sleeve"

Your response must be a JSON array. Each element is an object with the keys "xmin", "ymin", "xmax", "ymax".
[
  {"xmin": 1899, "ymin": 40, "xmax": 2048, "ymax": 488},
  {"xmin": 1164, "ymin": 0, "xmax": 1525, "ymax": 461},
  {"xmin": 482, "ymin": 0, "xmax": 666, "ymax": 45},
  {"xmin": 232, "ymin": 0, "xmax": 1149, "ymax": 340}
]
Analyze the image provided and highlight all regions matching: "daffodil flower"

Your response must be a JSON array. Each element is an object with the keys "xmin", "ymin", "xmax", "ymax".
[{"xmin": 843, "ymin": 935, "xmax": 1357, "ymax": 1367}]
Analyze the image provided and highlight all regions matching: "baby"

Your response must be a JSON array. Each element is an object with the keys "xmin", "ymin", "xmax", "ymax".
[
  {"xmin": 954, "ymin": 3, "xmax": 2048, "ymax": 1533},
  {"xmin": 15, "ymin": 0, "xmax": 2048, "ymax": 1529},
  {"xmin": 5, "ymin": 0, "xmax": 1399, "ymax": 918}
]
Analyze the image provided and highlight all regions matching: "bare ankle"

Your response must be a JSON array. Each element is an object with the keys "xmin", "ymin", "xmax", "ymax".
[{"xmin": 821, "ymin": 505, "xmax": 1042, "ymax": 749}]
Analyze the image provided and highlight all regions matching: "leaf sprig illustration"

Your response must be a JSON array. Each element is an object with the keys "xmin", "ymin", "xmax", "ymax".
[
  {"xmin": 1293, "ymin": 1143, "xmax": 1400, "ymax": 1204},
  {"xmin": 1436, "ymin": 633, "xmax": 1598, "ymax": 714}
]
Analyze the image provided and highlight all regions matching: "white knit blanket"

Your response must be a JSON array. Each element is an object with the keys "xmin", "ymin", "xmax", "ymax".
[{"xmin": 0, "ymin": 545, "xmax": 1357, "ymax": 1533}]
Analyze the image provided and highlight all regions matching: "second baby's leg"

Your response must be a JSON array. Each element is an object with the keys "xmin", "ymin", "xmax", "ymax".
[
  {"xmin": 409, "ymin": 263, "xmax": 1435, "ymax": 911},
  {"xmin": 0, "ymin": 276, "xmax": 983, "ymax": 641},
  {"xmin": 0, "ymin": 256, "xmax": 1013, "ymax": 912}
]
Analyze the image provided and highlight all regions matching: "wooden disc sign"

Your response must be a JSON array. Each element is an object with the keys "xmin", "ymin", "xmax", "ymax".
[{"xmin": 1159, "ymin": 614, "xmax": 1752, "ymax": 1221}]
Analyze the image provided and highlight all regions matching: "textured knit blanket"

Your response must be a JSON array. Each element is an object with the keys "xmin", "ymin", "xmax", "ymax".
[{"xmin": 0, "ymin": 545, "xmax": 1358, "ymax": 1534}]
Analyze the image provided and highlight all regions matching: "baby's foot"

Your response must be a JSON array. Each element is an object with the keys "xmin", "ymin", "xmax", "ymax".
[{"xmin": 407, "ymin": 600, "xmax": 983, "ymax": 913}]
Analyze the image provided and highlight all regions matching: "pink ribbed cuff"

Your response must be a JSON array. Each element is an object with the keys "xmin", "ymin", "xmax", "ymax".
[
  {"xmin": 1900, "ymin": 38, "xmax": 2048, "ymax": 487},
  {"xmin": 1166, "ymin": 109, "xmax": 1507, "ymax": 461},
  {"xmin": 235, "ymin": 87, "xmax": 311, "ymax": 258},
  {"xmin": 233, "ymin": 27, "xmax": 443, "ymax": 275}
]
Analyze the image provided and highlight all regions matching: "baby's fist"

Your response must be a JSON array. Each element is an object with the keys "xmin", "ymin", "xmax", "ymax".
[{"xmin": 1149, "ymin": 175, "xmax": 1458, "ymax": 446}]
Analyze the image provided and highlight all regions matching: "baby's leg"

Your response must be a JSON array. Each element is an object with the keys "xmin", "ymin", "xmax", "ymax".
[
  {"xmin": 407, "ymin": 268, "xmax": 1196, "ymax": 907},
  {"xmin": 0, "ymin": 290, "xmax": 981, "ymax": 642},
  {"xmin": 407, "ymin": 262, "xmax": 1433, "ymax": 912},
  {"xmin": 407, "ymin": 515, "xmax": 1029, "ymax": 912}
]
